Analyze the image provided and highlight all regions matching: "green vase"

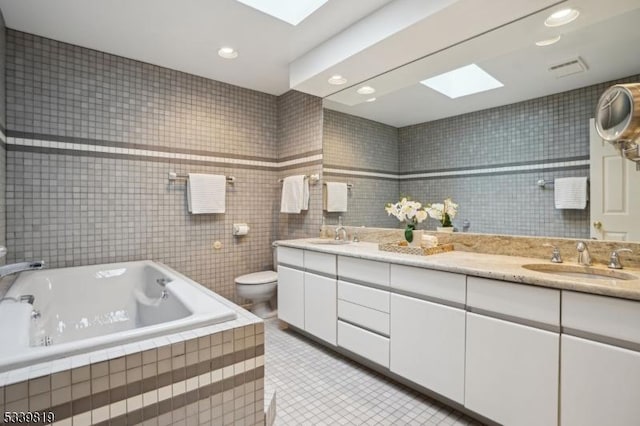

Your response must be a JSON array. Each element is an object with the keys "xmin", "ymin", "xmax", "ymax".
[{"xmin": 404, "ymin": 223, "xmax": 416, "ymax": 243}]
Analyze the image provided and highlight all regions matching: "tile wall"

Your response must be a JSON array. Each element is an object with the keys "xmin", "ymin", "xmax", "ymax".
[
  {"xmin": 4, "ymin": 30, "xmax": 322, "ymax": 304},
  {"xmin": 322, "ymin": 109, "xmax": 400, "ymax": 229},
  {"xmin": 0, "ymin": 10, "xmax": 6, "ymax": 263},
  {"xmin": 276, "ymin": 90, "xmax": 324, "ymax": 240}
]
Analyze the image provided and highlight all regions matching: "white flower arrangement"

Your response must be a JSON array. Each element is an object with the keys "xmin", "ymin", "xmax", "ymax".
[
  {"xmin": 426, "ymin": 198, "xmax": 458, "ymax": 227},
  {"xmin": 385, "ymin": 197, "xmax": 428, "ymax": 225}
]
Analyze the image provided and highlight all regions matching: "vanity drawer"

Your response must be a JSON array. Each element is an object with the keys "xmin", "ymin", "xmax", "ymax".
[
  {"xmin": 304, "ymin": 251, "xmax": 336, "ymax": 276},
  {"xmin": 277, "ymin": 247, "xmax": 304, "ymax": 268},
  {"xmin": 563, "ymin": 291, "xmax": 640, "ymax": 345},
  {"xmin": 338, "ymin": 280, "xmax": 390, "ymax": 312},
  {"xmin": 338, "ymin": 256, "xmax": 390, "ymax": 287},
  {"xmin": 390, "ymin": 264, "xmax": 466, "ymax": 304},
  {"xmin": 338, "ymin": 300, "xmax": 390, "ymax": 336},
  {"xmin": 467, "ymin": 276, "xmax": 560, "ymax": 327},
  {"xmin": 338, "ymin": 320, "xmax": 390, "ymax": 367}
]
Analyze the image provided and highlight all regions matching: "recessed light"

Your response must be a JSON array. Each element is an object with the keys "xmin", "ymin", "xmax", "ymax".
[
  {"xmin": 328, "ymin": 75, "xmax": 347, "ymax": 85},
  {"xmin": 535, "ymin": 35, "xmax": 561, "ymax": 47},
  {"xmin": 365, "ymin": 97, "xmax": 376, "ymax": 102},
  {"xmin": 218, "ymin": 47, "xmax": 238, "ymax": 59},
  {"xmin": 545, "ymin": 8, "xmax": 579, "ymax": 27},
  {"xmin": 357, "ymin": 86, "xmax": 376, "ymax": 95},
  {"xmin": 420, "ymin": 64, "xmax": 503, "ymax": 99},
  {"xmin": 236, "ymin": 0, "xmax": 328, "ymax": 26}
]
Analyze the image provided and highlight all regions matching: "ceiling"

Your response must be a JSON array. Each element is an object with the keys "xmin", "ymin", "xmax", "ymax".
[
  {"xmin": 324, "ymin": 0, "xmax": 640, "ymax": 127},
  {"xmin": 0, "ymin": 0, "xmax": 566, "ymax": 98},
  {"xmin": 0, "ymin": 0, "xmax": 392, "ymax": 95}
]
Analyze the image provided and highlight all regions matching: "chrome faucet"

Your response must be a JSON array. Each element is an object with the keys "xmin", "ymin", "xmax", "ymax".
[
  {"xmin": 576, "ymin": 241, "xmax": 592, "ymax": 266},
  {"xmin": 543, "ymin": 244, "xmax": 563, "ymax": 263},
  {"xmin": 334, "ymin": 216, "xmax": 347, "ymax": 241},
  {"xmin": 0, "ymin": 246, "xmax": 46, "ymax": 279},
  {"xmin": 608, "ymin": 248, "xmax": 633, "ymax": 269},
  {"xmin": 0, "ymin": 261, "xmax": 46, "ymax": 278}
]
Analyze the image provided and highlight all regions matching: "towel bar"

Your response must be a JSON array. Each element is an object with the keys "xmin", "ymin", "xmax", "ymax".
[
  {"xmin": 168, "ymin": 172, "xmax": 235, "ymax": 183},
  {"xmin": 277, "ymin": 173, "xmax": 320, "ymax": 184},
  {"xmin": 324, "ymin": 182, "xmax": 353, "ymax": 190},
  {"xmin": 537, "ymin": 179, "xmax": 554, "ymax": 188}
]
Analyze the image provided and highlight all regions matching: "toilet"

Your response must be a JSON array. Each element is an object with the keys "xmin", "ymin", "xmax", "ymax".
[{"xmin": 235, "ymin": 247, "xmax": 278, "ymax": 318}]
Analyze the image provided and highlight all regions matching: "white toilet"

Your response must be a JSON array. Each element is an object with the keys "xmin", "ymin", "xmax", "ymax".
[{"xmin": 235, "ymin": 247, "xmax": 278, "ymax": 318}]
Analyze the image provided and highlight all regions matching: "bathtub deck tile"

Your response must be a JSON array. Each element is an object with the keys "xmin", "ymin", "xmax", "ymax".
[
  {"xmin": 51, "ymin": 359, "xmax": 72, "ymax": 376},
  {"xmin": 123, "ymin": 343, "xmax": 142, "ymax": 357},
  {"xmin": 71, "ymin": 365, "xmax": 90, "ymax": 384},
  {"xmin": 89, "ymin": 350, "xmax": 109, "ymax": 365},
  {"xmin": 90, "ymin": 361, "xmax": 109, "ymax": 378},
  {"xmin": 70, "ymin": 354, "xmax": 91, "ymax": 370},
  {"xmin": 109, "ymin": 356, "xmax": 125, "ymax": 374},
  {"xmin": 126, "ymin": 352, "xmax": 142, "ymax": 369},
  {"xmin": 6, "ymin": 366, "xmax": 30, "ymax": 385},
  {"xmin": 29, "ymin": 374, "xmax": 51, "ymax": 396},
  {"xmin": 29, "ymin": 363, "xmax": 52, "ymax": 380},
  {"xmin": 142, "ymin": 348, "xmax": 158, "ymax": 365}
]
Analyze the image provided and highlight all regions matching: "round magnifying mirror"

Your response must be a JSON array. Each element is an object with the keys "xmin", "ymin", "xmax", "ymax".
[{"xmin": 595, "ymin": 83, "xmax": 640, "ymax": 142}]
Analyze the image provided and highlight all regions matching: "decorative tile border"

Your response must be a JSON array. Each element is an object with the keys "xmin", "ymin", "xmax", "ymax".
[
  {"xmin": 324, "ymin": 157, "xmax": 590, "ymax": 180},
  {"xmin": 6, "ymin": 135, "xmax": 322, "ymax": 171}
]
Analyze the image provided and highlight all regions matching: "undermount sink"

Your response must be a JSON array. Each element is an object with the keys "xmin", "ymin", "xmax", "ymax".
[
  {"xmin": 522, "ymin": 264, "xmax": 638, "ymax": 281},
  {"xmin": 307, "ymin": 238, "xmax": 351, "ymax": 245}
]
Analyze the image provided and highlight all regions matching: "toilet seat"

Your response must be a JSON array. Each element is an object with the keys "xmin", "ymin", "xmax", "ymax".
[{"xmin": 235, "ymin": 271, "xmax": 277, "ymax": 285}]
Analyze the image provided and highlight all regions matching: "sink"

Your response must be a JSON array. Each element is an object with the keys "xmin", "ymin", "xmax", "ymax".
[
  {"xmin": 307, "ymin": 238, "xmax": 352, "ymax": 245},
  {"xmin": 522, "ymin": 264, "xmax": 638, "ymax": 281}
]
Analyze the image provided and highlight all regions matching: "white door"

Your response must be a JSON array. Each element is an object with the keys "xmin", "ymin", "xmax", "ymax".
[
  {"xmin": 561, "ymin": 335, "xmax": 640, "ymax": 426},
  {"xmin": 465, "ymin": 313, "xmax": 559, "ymax": 426},
  {"xmin": 304, "ymin": 272, "xmax": 337, "ymax": 345},
  {"xmin": 390, "ymin": 294, "xmax": 465, "ymax": 404},
  {"xmin": 590, "ymin": 118, "xmax": 640, "ymax": 240},
  {"xmin": 277, "ymin": 265, "xmax": 305, "ymax": 329}
]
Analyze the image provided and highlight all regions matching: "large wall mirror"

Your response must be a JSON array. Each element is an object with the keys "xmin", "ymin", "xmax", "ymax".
[{"xmin": 321, "ymin": 0, "xmax": 640, "ymax": 241}]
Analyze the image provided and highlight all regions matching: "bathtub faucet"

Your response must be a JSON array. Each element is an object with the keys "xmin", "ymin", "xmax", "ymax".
[{"xmin": 0, "ymin": 260, "xmax": 46, "ymax": 279}]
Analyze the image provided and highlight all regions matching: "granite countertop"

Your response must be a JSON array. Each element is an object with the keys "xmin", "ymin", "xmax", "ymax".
[{"xmin": 275, "ymin": 239, "xmax": 640, "ymax": 302}]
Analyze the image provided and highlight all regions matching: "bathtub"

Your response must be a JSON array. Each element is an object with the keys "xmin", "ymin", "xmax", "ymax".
[{"xmin": 0, "ymin": 260, "xmax": 237, "ymax": 372}]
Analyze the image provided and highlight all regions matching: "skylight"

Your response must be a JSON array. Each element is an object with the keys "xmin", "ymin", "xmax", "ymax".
[
  {"xmin": 420, "ymin": 64, "xmax": 504, "ymax": 99},
  {"xmin": 236, "ymin": 0, "xmax": 328, "ymax": 26}
]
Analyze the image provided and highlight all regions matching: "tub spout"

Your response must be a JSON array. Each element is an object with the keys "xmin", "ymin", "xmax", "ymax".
[{"xmin": 0, "ymin": 260, "xmax": 46, "ymax": 278}]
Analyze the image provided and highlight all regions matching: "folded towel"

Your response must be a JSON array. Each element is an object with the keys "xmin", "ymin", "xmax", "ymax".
[
  {"xmin": 281, "ymin": 175, "xmax": 306, "ymax": 214},
  {"xmin": 187, "ymin": 173, "xmax": 226, "ymax": 214},
  {"xmin": 554, "ymin": 177, "xmax": 588, "ymax": 209},
  {"xmin": 324, "ymin": 182, "xmax": 348, "ymax": 212}
]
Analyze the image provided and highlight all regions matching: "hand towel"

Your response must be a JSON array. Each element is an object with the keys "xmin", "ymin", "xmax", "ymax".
[
  {"xmin": 280, "ymin": 175, "xmax": 306, "ymax": 214},
  {"xmin": 187, "ymin": 173, "xmax": 226, "ymax": 214},
  {"xmin": 554, "ymin": 177, "xmax": 588, "ymax": 209},
  {"xmin": 324, "ymin": 182, "xmax": 348, "ymax": 212},
  {"xmin": 301, "ymin": 177, "xmax": 310, "ymax": 211}
]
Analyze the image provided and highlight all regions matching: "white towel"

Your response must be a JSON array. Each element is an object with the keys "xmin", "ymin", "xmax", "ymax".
[
  {"xmin": 554, "ymin": 177, "xmax": 588, "ymax": 209},
  {"xmin": 280, "ymin": 175, "xmax": 307, "ymax": 214},
  {"xmin": 187, "ymin": 173, "xmax": 226, "ymax": 214},
  {"xmin": 324, "ymin": 182, "xmax": 348, "ymax": 212}
]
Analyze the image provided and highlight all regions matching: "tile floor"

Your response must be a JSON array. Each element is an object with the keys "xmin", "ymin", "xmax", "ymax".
[{"xmin": 264, "ymin": 319, "xmax": 483, "ymax": 426}]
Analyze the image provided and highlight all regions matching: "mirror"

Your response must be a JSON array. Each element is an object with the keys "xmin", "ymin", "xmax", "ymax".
[{"xmin": 322, "ymin": 0, "xmax": 640, "ymax": 241}]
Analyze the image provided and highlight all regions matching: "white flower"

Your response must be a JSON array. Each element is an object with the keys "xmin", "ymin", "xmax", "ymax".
[
  {"xmin": 384, "ymin": 197, "xmax": 427, "ymax": 224},
  {"xmin": 415, "ymin": 209, "xmax": 428, "ymax": 223},
  {"xmin": 444, "ymin": 198, "xmax": 458, "ymax": 218},
  {"xmin": 426, "ymin": 203, "xmax": 444, "ymax": 220}
]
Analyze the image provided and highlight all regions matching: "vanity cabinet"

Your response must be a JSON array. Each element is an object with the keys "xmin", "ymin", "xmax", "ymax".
[
  {"xmin": 560, "ymin": 291, "xmax": 640, "ymax": 426},
  {"xmin": 277, "ymin": 265, "xmax": 305, "ymax": 329},
  {"xmin": 277, "ymin": 247, "xmax": 337, "ymax": 345},
  {"xmin": 464, "ymin": 277, "xmax": 560, "ymax": 426},
  {"xmin": 389, "ymin": 265, "xmax": 466, "ymax": 404},
  {"xmin": 336, "ymin": 256, "xmax": 391, "ymax": 367}
]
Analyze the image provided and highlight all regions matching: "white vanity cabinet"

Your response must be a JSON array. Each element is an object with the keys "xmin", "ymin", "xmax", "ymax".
[
  {"xmin": 560, "ymin": 291, "xmax": 640, "ymax": 426},
  {"xmin": 336, "ymin": 256, "xmax": 391, "ymax": 367},
  {"xmin": 464, "ymin": 277, "xmax": 560, "ymax": 426},
  {"xmin": 277, "ymin": 247, "xmax": 337, "ymax": 345},
  {"xmin": 389, "ymin": 265, "xmax": 466, "ymax": 404}
]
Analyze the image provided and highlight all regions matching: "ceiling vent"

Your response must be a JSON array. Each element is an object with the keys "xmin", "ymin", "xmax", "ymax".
[{"xmin": 549, "ymin": 57, "xmax": 588, "ymax": 78}]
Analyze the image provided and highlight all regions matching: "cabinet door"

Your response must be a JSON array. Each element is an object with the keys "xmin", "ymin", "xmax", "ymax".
[
  {"xmin": 277, "ymin": 265, "xmax": 304, "ymax": 329},
  {"xmin": 561, "ymin": 335, "xmax": 640, "ymax": 426},
  {"xmin": 304, "ymin": 272, "xmax": 337, "ymax": 345},
  {"xmin": 465, "ymin": 313, "xmax": 559, "ymax": 426},
  {"xmin": 390, "ymin": 294, "xmax": 465, "ymax": 403}
]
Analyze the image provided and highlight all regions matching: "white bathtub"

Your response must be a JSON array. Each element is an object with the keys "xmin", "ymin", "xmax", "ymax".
[{"xmin": 0, "ymin": 260, "xmax": 237, "ymax": 372}]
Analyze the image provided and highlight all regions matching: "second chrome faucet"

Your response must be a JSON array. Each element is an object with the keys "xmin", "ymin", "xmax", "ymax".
[{"xmin": 576, "ymin": 241, "xmax": 592, "ymax": 266}]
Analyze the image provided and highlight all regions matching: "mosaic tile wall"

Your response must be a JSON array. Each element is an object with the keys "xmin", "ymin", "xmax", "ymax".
[
  {"xmin": 398, "ymin": 74, "xmax": 640, "ymax": 238},
  {"xmin": 276, "ymin": 90, "xmax": 324, "ymax": 240},
  {"xmin": 0, "ymin": 307, "xmax": 265, "ymax": 426},
  {"xmin": 322, "ymin": 109, "xmax": 400, "ymax": 229},
  {"xmin": 0, "ymin": 11, "xmax": 6, "ymax": 263},
  {"xmin": 5, "ymin": 29, "xmax": 283, "ymax": 304}
]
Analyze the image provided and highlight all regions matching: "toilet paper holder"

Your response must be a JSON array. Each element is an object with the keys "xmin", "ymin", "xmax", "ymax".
[{"xmin": 233, "ymin": 223, "xmax": 250, "ymax": 236}]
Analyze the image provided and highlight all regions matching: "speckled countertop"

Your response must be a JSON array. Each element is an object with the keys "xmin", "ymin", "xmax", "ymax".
[{"xmin": 275, "ymin": 239, "xmax": 640, "ymax": 302}]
